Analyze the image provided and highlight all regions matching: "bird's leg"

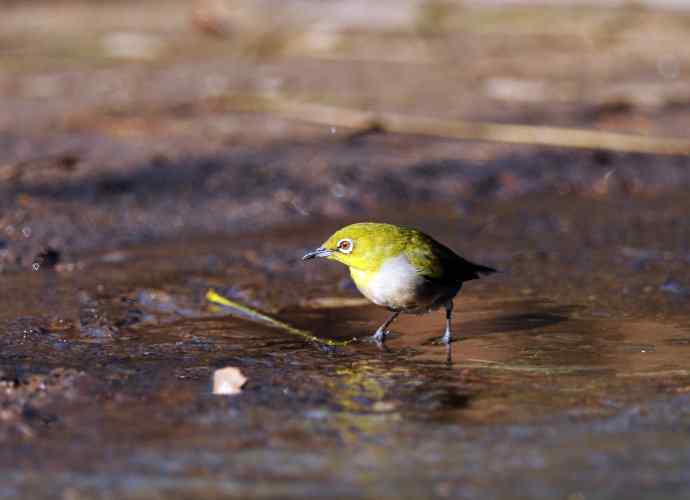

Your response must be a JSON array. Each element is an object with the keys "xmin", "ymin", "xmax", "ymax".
[
  {"xmin": 373, "ymin": 311, "xmax": 400, "ymax": 343},
  {"xmin": 441, "ymin": 300, "xmax": 454, "ymax": 345}
]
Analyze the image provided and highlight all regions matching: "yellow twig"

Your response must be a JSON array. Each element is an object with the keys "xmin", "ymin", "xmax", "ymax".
[{"xmin": 206, "ymin": 289, "xmax": 356, "ymax": 349}]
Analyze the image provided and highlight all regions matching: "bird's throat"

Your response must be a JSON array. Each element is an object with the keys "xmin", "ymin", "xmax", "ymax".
[{"xmin": 349, "ymin": 267, "xmax": 374, "ymax": 291}]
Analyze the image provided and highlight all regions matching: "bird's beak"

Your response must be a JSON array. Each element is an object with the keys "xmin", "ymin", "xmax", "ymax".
[{"xmin": 302, "ymin": 247, "xmax": 332, "ymax": 260}]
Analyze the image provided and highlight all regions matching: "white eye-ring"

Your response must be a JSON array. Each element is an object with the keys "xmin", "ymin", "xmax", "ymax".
[{"xmin": 337, "ymin": 238, "xmax": 354, "ymax": 254}]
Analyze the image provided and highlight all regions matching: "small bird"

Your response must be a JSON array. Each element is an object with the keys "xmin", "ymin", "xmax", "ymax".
[{"xmin": 302, "ymin": 222, "xmax": 496, "ymax": 345}]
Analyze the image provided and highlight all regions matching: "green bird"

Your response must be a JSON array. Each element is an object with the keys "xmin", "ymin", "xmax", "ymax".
[{"xmin": 302, "ymin": 222, "xmax": 496, "ymax": 345}]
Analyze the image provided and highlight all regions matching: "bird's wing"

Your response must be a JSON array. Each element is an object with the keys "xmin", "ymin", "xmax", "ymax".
[{"xmin": 404, "ymin": 231, "xmax": 495, "ymax": 285}]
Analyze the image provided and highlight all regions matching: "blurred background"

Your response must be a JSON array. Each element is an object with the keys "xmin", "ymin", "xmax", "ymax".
[
  {"xmin": 1, "ymin": 0, "xmax": 690, "ymax": 270},
  {"xmin": 2, "ymin": 2, "xmax": 690, "ymax": 500}
]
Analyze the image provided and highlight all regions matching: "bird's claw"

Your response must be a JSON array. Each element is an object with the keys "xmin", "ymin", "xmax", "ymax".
[
  {"xmin": 371, "ymin": 327, "xmax": 389, "ymax": 344},
  {"xmin": 426, "ymin": 334, "xmax": 456, "ymax": 346}
]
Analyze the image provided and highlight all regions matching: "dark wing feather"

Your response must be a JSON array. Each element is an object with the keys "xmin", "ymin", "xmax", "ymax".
[{"xmin": 404, "ymin": 230, "xmax": 496, "ymax": 286}]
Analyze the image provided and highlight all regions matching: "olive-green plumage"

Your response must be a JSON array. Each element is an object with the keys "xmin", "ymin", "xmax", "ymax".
[
  {"xmin": 328, "ymin": 223, "xmax": 491, "ymax": 281},
  {"xmin": 303, "ymin": 222, "xmax": 496, "ymax": 346}
]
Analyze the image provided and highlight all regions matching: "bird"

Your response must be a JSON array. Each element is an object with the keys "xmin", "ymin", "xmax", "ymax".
[{"xmin": 302, "ymin": 222, "xmax": 496, "ymax": 346}]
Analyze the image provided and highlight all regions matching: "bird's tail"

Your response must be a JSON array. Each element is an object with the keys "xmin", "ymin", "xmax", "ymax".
[
  {"xmin": 473, "ymin": 263, "xmax": 497, "ymax": 275},
  {"xmin": 461, "ymin": 260, "xmax": 498, "ymax": 281}
]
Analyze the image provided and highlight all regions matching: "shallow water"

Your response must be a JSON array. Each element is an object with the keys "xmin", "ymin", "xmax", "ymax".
[{"xmin": 2, "ymin": 195, "xmax": 690, "ymax": 499}]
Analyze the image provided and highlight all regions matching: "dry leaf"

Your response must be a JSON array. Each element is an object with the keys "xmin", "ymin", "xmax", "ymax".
[{"xmin": 213, "ymin": 367, "xmax": 247, "ymax": 395}]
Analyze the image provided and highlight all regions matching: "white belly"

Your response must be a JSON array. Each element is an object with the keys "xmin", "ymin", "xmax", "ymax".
[{"xmin": 352, "ymin": 254, "xmax": 456, "ymax": 312}]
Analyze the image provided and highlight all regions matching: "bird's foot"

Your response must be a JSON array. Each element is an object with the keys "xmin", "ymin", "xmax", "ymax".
[
  {"xmin": 371, "ymin": 326, "xmax": 388, "ymax": 344},
  {"xmin": 426, "ymin": 333, "xmax": 458, "ymax": 346},
  {"xmin": 367, "ymin": 325, "xmax": 400, "ymax": 343}
]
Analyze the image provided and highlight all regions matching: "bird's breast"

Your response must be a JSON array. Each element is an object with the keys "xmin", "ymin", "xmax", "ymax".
[{"xmin": 350, "ymin": 254, "xmax": 441, "ymax": 312}]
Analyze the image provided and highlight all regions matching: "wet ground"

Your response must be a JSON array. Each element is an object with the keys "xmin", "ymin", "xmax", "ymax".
[
  {"xmin": 3, "ymin": 192, "xmax": 690, "ymax": 499},
  {"xmin": 3, "ymin": 1, "xmax": 690, "ymax": 498}
]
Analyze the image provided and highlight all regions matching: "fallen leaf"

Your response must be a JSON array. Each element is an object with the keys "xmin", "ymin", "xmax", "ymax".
[{"xmin": 213, "ymin": 367, "xmax": 247, "ymax": 395}]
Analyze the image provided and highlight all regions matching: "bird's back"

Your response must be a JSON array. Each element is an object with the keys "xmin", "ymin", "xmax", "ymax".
[
  {"xmin": 335, "ymin": 222, "xmax": 495, "ymax": 313},
  {"xmin": 400, "ymin": 226, "xmax": 496, "ymax": 286}
]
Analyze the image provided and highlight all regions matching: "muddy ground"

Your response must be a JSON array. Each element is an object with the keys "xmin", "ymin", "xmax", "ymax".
[{"xmin": 2, "ymin": 1, "xmax": 690, "ymax": 499}]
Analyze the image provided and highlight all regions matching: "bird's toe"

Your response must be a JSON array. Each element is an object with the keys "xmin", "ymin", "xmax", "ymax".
[{"xmin": 425, "ymin": 335, "xmax": 463, "ymax": 346}]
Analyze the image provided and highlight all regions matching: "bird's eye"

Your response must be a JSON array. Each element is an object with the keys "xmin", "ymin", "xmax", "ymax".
[{"xmin": 337, "ymin": 238, "xmax": 353, "ymax": 254}]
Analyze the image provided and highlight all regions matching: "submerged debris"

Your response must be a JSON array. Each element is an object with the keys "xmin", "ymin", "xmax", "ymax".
[
  {"xmin": 33, "ymin": 247, "xmax": 61, "ymax": 270},
  {"xmin": 659, "ymin": 278, "xmax": 689, "ymax": 296},
  {"xmin": 299, "ymin": 296, "xmax": 371, "ymax": 309}
]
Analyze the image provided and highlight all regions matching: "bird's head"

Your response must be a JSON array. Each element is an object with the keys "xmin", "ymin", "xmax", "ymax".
[{"xmin": 302, "ymin": 222, "xmax": 403, "ymax": 271}]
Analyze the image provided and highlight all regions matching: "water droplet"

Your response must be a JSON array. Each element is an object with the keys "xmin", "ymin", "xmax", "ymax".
[
  {"xmin": 330, "ymin": 127, "xmax": 336, "ymax": 134},
  {"xmin": 22, "ymin": 226, "xmax": 32, "ymax": 238}
]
